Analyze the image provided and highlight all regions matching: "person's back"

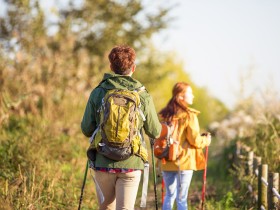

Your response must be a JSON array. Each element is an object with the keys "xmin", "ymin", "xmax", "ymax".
[{"xmin": 81, "ymin": 45, "xmax": 162, "ymax": 209}]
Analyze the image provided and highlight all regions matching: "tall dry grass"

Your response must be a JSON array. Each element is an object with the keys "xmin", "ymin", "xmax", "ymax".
[{"xmin": 0, "ymin": 95, "xmax": 100, "ymax": 209}]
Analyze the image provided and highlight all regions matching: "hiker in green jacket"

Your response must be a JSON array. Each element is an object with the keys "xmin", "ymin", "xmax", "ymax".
[{"xmin": 81, "ymin": 45, "xmax": 162, "ymax": 209}]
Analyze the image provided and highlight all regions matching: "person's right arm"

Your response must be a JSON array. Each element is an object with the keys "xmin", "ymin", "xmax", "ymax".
[{"xmin": 81, "ymin": 91, "xmax": 97, "ymax": 137}]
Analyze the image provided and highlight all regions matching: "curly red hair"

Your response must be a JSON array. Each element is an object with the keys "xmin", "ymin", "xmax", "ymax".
[{"xmin": 108, "ymin": 45, "xmax": 136, "ymax": 75}]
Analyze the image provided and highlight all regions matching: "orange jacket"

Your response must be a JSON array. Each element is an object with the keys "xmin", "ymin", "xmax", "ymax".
[{"xmin": 160, "ymin": 107, "xmax": 209, "ymax": 171}]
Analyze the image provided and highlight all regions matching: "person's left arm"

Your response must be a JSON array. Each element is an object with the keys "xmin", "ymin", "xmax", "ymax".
[{"xmin": 142, "ymin": 93, "xmax": 162, "ymax": 139}]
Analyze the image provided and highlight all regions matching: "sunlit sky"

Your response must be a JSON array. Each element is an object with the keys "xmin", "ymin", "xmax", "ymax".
[
  {"xmin": 1, "ymin": 0, "xmax": 280, "ymax": 109},
  {"xmin": 152, "ymin": 0, "xmax": 280, "ymax": 108}
]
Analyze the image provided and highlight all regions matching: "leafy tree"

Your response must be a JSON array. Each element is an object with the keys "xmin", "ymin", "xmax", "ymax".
[{"xmin": 0, "ymin": 0, "xmax": 171, "ymax": 118}]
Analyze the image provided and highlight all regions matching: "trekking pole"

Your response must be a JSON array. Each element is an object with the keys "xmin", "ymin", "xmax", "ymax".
[
  {"xmin": 78, "ymin": 160, "xmax": 89, "ymax": 210},
  {"xmin": 201, "ymin": 146, "xmax": 209, "ymax": 210},
  {"xmin": 150, "ymin": 138, "xmax": 159, "ymax": 210},
  {"xmin": 161, "ymin": 176, "xmax": 165, "ymax": 204}
]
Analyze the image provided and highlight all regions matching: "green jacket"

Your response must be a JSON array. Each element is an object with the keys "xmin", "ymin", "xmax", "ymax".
[{"xmin": 81, "ymin": 73, "xmax": 161, "ymax": 169}]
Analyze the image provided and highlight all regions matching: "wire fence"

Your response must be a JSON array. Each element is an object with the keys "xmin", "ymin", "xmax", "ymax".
[{"xmin": 234, "ymin": 141, "xmax": 279, "ymax": 210}]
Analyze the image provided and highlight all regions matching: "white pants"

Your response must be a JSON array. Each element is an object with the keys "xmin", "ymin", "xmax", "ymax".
[{"xmin": 94, "ymin": 170, "xmax": 141, "ymax": 210}]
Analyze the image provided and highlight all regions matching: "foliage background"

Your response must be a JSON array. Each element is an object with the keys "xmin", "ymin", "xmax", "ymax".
[{"xmin": 1, "ymin": 0, "xmax": 278, "ymax": 209}]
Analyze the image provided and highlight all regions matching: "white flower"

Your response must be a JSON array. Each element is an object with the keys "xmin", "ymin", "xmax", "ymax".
[{"xmin": 209, "ymin": 121, "xmax": 220, "ymax": 131}]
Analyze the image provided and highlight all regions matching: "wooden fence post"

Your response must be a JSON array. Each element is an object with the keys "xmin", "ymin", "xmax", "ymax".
[
  {"xmin": 247, "ymin": 151, "xmax": 254, "ymax": 176},
  {"xmin": 251, "ymin": 156, "xmax": 261, "ymax": 203},
  {"xmin": 232, "ymin": 143, "xmax": 280, "ymax": 209},
  {"xmin": 258, "ymin": 164, "xmax": 268, "ymax": 209},
  {"xmin": 268, "ymin": 172, "xmax": 279, "ymax": 210}
]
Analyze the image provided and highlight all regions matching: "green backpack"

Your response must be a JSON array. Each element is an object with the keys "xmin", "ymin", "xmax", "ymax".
[{"xmin": 87, "ymin": 87, "xmax": 148, "ymax": 162}]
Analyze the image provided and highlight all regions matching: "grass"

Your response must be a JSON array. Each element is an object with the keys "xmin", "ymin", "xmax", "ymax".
[{"xmin": 0, "ymin": 101, "xmax": 98, "ymax": 209}]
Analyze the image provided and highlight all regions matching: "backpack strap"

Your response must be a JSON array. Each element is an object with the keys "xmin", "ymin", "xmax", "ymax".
[
  {"xmin": 139, "ymin": 128, "xmax": 149, "ymax": 208},
  {"xmin": 140, "ymin": 162, "xmax": 149, "ymax": 208},
  {"xmin": 134, "ymin": 86, "xmax": 146, "ymax": 121}
]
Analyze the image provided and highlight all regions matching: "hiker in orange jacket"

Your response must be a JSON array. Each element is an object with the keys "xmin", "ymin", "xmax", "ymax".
[{"xmin": 159, "ymin": 82, "xmax": 211, "ymax": 210}]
